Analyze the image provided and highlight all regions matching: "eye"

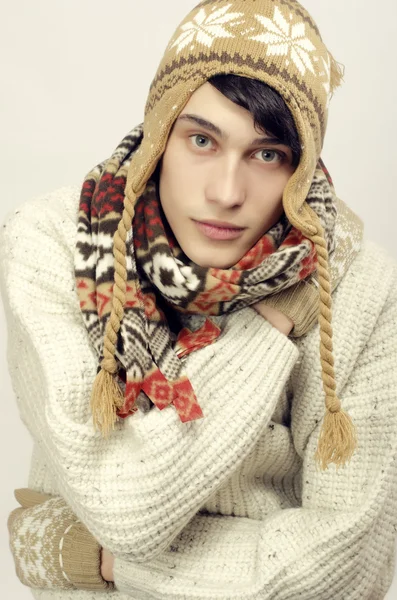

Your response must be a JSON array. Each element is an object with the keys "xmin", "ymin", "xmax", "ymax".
[
  {"xmin": 189, "ymin": 134, "xmax": 213, "ymax": 149},
  {"xmin": 254, "ymin": 149, "xmax": 284, "ymax": 163}
]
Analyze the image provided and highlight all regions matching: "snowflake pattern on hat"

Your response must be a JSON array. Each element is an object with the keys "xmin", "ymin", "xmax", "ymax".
[
  {"xmin": 170, "ymin": 3, "xmax": 244, "ymax": 53},
  {"xmin": 251, "ymin": 6, "xmax": 316, "ymax": 76}
]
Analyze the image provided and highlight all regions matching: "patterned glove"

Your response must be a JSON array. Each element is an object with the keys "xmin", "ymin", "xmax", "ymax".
[
  {"xmin": 262, "ymin": 191, "xmax": 364, "ymax": 338},
  {"xmin": 7, "ymin": 488, "xmax": 113, "ymax": 591},
  {"xmin": 260, "ymin": 275, "xmax": 320, "ymax": 338}
]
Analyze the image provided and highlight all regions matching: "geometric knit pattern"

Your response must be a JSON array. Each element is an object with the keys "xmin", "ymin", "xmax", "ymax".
[
  {"xmin": 8, "ymin": 498, "xmax": 76, "ymax": 590},
  {"xmin": 8, "ymin": 489, "xmax": 112, "ymax": 593},
  {"xmin": 75, "ymin": 123, "xmax": 362, "ymax": 424},
  {"xmin": 1, "ymin": 188, "xmax": 396, "ymax": 599}
]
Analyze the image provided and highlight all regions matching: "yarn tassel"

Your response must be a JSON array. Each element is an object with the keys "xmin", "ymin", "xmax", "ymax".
[
  {"xmin": 90, "ymin": 367, "xmax": 125, "ymax": 438},
  {"xmin": 315, "ymin": 407, "xmax": 357, "ymax": 471},
  {"xmin": 328, "ymin": 51, "xmax": 345, "ymax": 94}
]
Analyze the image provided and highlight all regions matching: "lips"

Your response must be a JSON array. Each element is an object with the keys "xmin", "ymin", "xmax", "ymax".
[{"xmin": 193, "ymin": 220, "xmax": 246, "ymax": 241}]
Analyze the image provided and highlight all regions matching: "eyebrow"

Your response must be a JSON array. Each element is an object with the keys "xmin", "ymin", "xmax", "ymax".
[{"xmin": 177, "ymin": 113, "xmax": 286, "ymax": 146}]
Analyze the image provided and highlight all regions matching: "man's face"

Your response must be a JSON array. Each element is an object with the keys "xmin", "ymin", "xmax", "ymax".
[{"xmin": 159, "ymin": 82, "xmax": 296, "ymax": 269}]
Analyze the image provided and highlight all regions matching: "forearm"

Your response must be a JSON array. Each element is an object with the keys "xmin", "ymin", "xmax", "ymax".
[
  {"xmin": 112, "ymin": 496, "xmax": 397, "ymax": 600},
  {"xmin": 5, "ymin": 286, "xmax": 299, "ymax": 562},
  {"xmin": 99, "ymin": 298, "xmax": 293, "ymax": 587}
]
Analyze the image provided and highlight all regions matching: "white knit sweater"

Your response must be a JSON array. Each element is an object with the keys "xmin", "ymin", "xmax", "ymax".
[{"xmin": 1, "ymin": 186, "xmax": 397, "ymax": 600}]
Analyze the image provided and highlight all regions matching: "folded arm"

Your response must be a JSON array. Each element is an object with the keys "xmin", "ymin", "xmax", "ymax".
[
  {"xmin": 112, "ymin": 265, "xmax": 397, "ymax": 598},
  {"xmin": 5, "ymin": 198, "xmax": 397, "ymax": 599},
  {"xmin": 0, "ymin": 196, "xmax": 299, "ymax": 563}
]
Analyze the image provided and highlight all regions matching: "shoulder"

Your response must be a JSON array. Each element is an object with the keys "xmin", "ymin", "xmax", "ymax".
[
  {"xmin": 293, "ymin": 238, "xmax": 396, "ymax": 395},
  {"xmin": 333, "ymin": 238, "xmax": 397, "ymax": 313},
  {"xmin": 299, "ymin": 238, "xmax": 397, "ymax": 385},
  {"xmin": 326, "ymin": 238, "xmax": 397, "ymax": 352},
  {"xmin": 0, "ymin": 185, "xmax": 81, "ymax": 259},
  {"xmin": 0, "ymin": 186, "xmax": 82, "ymax": 314},
  {"xmin": 0, "ymin": 185, "xmax": 81, "ymax": 275},
  {"xmin": 350, "ymin": 238, "xmax": 396, "ymax": 278},
  {"xmin": 2, "ymin": 186, "xmax": 81, "ymax": 233}
]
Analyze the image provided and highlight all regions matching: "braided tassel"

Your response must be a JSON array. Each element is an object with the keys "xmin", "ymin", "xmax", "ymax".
[
  {"xmin": 90, "ymin": 184, "xmax": 138, "ymax": 437},
  {"xmin": 90, "ymin": 363, "xmax": 125, "ymax": 437},
  {"xmin": 310, "ymin": 216, "xmax": 357, "ymax": 470},
  {"xmin": 328, "ymin": 50, "xmax": 345, "ymax": 94},
  {"xmin": 315, "ymin": 408, "xmax": 357, "ymax": 471}
]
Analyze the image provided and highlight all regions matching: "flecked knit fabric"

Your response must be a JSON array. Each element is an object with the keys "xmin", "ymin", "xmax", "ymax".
[{"xmin": 1, "ymin": 187, "xmax": 397, "ymax": 599}]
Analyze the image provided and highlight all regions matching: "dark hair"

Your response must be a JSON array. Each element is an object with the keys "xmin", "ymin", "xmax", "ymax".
[{"xmin": 208, "ymin": 74, "xmax": 301, "ymax": 168}]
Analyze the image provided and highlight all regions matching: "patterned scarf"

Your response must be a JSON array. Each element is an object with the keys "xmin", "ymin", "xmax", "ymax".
[{"xmin": 75, "ymin": 125, "xmax": 363, "ymax": 430}]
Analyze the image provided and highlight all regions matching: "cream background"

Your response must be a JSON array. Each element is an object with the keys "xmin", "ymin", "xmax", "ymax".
[{"xmin": 0, "ymin": 0, "xmax": 396, "ymax": 597}]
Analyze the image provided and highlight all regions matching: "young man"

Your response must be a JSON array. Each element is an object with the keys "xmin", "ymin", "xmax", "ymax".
[{"xmin": 2, "ymin": 0, "xmax": 397, "ymax": 598}]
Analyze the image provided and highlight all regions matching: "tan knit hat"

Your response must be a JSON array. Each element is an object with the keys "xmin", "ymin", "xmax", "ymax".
[{"xmin": 94, "ymin": 0, "xmax": 357, "ymax": 470}]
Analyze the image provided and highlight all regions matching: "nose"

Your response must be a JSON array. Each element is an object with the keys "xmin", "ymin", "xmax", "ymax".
[{"xmin": 206, "ymin": 155, "xmax": 246, "ymax": 208}]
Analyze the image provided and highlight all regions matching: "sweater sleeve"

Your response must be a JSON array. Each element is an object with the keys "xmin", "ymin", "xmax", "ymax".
[
  {"xmin": 0, "ymin": 194, "xmax": 299, "ymax": 562},
  {"xmin": 112, "ymin": 263, "xmax": 397, "ymax": 599}
]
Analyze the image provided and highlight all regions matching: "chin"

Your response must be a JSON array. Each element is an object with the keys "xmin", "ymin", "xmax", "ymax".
[
  {"xmin": 198, "ymin": 261, "xmax": 234, "ymax": 269},
  {"xmin": 184, "ymin": 249, "xmax": 240, "ymax": 270}
]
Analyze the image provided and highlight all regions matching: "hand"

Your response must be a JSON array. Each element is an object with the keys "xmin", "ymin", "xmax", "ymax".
[
  {"xmin": 9, "ymin": 489, "xmax": 111, "ymax": 590},
  {"xmin": 252, "ymin": 301, "xmax": 294, "ymax": 336},
  {"xmin": 101, "ymin": 547, "xmax": 115, "ymax": 582},
  {"xmin": 8, "ymin": 490, "xmax": 76, "ymax": 590}
]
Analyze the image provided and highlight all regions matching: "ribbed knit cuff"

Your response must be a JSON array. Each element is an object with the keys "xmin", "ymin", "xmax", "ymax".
[
  {"xmin": 262, "ymin": 279, "xmax": 319, "ymax": 338},
  {"xmin": 14, "ymin": 488, "xmax": 54, "ymax": 508},
  {"xmin": 61, "ymin": 521, "xmax": 114, "ymax": 591}
]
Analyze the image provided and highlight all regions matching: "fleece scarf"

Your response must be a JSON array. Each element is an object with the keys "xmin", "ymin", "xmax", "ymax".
[
  {"xmin": 75, "ymin": 0, "xmax": 366, "ymax": 470},
  {"xmin": 75, "ymin": 124, "xmax": 363, "ymax": 452}
]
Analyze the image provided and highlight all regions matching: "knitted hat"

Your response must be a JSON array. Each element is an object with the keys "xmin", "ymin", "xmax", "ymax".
[{"xmin": 93, "ymin": 0, "xmax": 357, "ymax": 470}]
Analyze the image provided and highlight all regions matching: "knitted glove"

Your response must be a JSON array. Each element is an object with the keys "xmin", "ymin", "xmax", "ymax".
[
  {"xmin": 260, "ymin": 275, "xmax": 320, "ymax": 338},
  {"xmin": 7, "ymin": 488, "xmax": 113, "ymax": 592}
]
